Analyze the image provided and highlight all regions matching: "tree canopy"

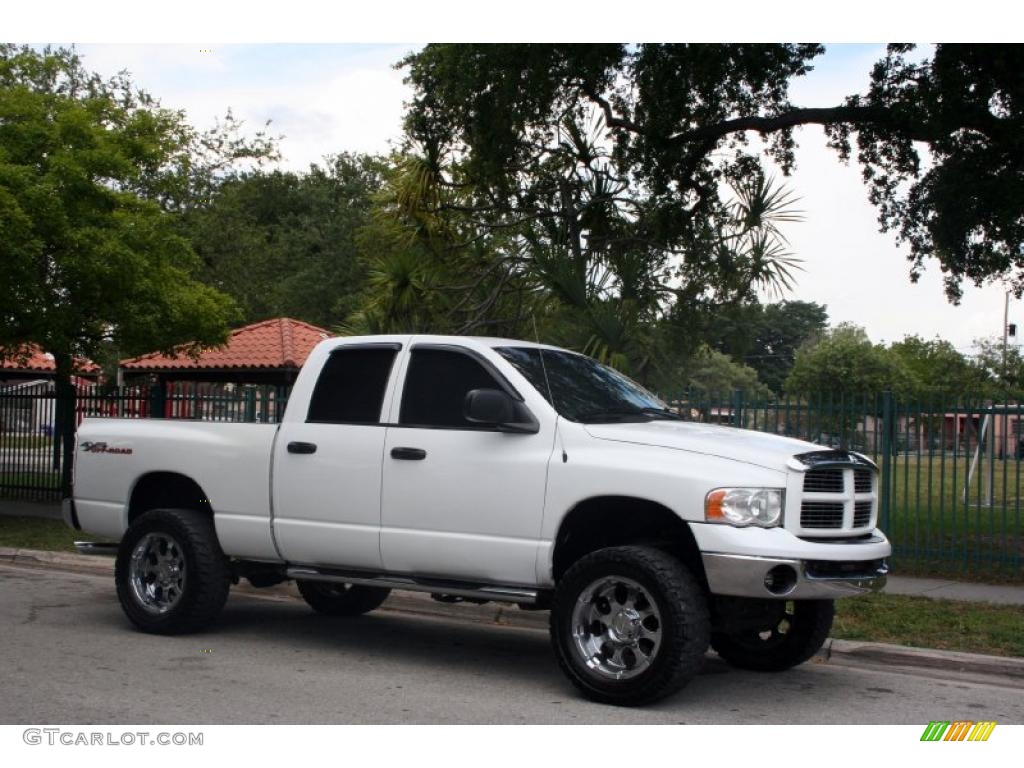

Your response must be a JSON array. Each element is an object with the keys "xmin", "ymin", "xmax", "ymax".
[
  {"xmin": 183, "ymin": 154, "xmax": 384, "ymax": 328},
  {"xmin": 888, "ymin": 335, "xmax": 992, "ymax": 401},
  {"xmin": 678, "ymin": 345, "xmax": 771, "ymax": 400},
  {"xmin": 6, "ymin": 42, "xmax": 1020, "ymax": 411},
  {"xmin": 0, "ymin": 45, "xmax": 263, "ymax": 378},
  {"xmin": 696, "ymin": 300, "xmax": 828, "ymax": 394},
  {"xmin": 401, "ymin": 44, "xmax": 1023, "ymax": 302},
  {"xmin": 785, "ymin": 324, "xmax": 913, "ymax": 397}
]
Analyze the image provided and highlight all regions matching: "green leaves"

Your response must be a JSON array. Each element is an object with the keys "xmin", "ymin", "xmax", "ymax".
[
  {"xmin": 828, "ymin": 44, "xmax": 1024, "ymax": 301},
  {"xmin": 785, "ymin": 324, "xmax": 913, "ymax": 398},
  {"xmin": 0, "ymin": 45, "xmax": 240, "ymax": 370},
  {"xmin": 184, "ymin": 154, "xmax": 380, "ymax": 329},
  {"xmin": 397, "ymin": 45, "xmax": 819, "ymax": 378}
]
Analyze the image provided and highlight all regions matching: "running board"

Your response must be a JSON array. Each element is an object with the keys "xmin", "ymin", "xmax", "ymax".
[
  {"xmin": 74, "ymin": 541, "xmax": 119, "ymax": 557},
  {"xmin": 285, "ymin": 566, "xmax": 539, "ymax": 605}
]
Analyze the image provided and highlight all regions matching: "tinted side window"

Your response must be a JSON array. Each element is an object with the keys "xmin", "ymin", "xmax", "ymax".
[
  {"xmin": 307, "ymin": 347, "xmax": 398, "ymax": 424},
  {"xmin": 400, "ymin": 349, "xmax": 503, "ymax": 428}
]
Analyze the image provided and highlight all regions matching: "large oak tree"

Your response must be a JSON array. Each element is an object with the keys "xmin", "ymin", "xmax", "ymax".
[
  {"xmin": 401, "ymin": 44, "xmax": 1023, "ymax": 303},
  {"xmin": 0, "ymin": 45, "xmax": 273, "ymax": 487}
]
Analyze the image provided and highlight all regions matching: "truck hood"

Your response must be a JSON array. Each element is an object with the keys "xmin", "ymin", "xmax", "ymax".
[{"xmin": 584, "ymin": 420, "xmax": 823, "ymax": 472}]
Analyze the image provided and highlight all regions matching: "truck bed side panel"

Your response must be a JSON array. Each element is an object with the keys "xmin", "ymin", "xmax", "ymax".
[{"xmin": 73, "ymin": 419, "xmax": 280, "ymax": 560}]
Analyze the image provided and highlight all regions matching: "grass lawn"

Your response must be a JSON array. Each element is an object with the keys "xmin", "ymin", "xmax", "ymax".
[
  {"xmin": 0, "ymin": 514, "xmax": 88, "ymax": 552},
  {"xmin": 832, "ymin": 592, "xmax": 1024, "ymax": 658}
]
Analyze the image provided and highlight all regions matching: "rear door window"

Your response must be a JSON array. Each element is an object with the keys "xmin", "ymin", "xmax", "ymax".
[{"xmin": 307, "ymin": 347, "xmax": 399, "ymax": 424}]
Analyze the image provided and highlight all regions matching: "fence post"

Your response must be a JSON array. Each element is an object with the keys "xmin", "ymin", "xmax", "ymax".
[
  {"xmin": 148, "ymin": 382, "xmax": 166, "ymax": 419},
  {"xmin": 733, "ymin": 389, "xmax": 744, "ymax": 429},
  {"xmin": 53, "ymin": 376, "xmax": 76, "ymax": 499},
  {"xmin": 244, "ymin": 388, "xmax": 257, "ymax": 422},
  {"xmin": 880, "ymin": 390, "xmax": 894, "ymax": 531}
]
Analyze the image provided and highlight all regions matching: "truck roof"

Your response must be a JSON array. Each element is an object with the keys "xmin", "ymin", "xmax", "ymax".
[{"xmin": 464, "ymin": 336, "xmax": 569, "ymax": 352}]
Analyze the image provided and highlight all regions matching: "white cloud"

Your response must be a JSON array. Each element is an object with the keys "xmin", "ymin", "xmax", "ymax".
[{"xmin": 76, "ymin": 44, "xmax": 413, "ymax": 168}]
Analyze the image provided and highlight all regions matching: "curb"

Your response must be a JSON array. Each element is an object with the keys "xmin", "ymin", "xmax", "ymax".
[
  {"xmin": 820, "ymin": 638, "xmax": 1024, "ymax": 682},
  {"xmin": 2, "ymin": 546, "xmax": 1020, "ymax": 680},
  {"xmin": 0, "ymin": 546, "xmax": 113, "ymax": 575}
]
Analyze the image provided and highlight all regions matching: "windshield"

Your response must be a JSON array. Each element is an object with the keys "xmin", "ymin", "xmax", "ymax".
[{"xmin": 495, "ymin": 346, "xmax": 676, "ymax": 423}]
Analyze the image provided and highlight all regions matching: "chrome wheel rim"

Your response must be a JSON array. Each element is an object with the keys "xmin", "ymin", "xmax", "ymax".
[
  {"xmin": 570, "ymin": 576, "xmax": 663, "ymax": 680},
  {"xmin": 129, "ymin": 532, "xmax": 187, "ymax": 614}
]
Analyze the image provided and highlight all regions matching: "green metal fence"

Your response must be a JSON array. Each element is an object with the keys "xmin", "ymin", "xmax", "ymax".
[
  {"xmin": 0, "ymin": 381, "xmax": 63, "ymax": 502},
  {"xmin": 0, "ymin": 382, "xmax": 291, "ymax": 503},
  {"xmin": 665, "ymin": 389, "xmax": 1024, "ymax": 580},
  {"xmin": 2, "ymin": 381, "xmax": 1021, "ymax": 580}
]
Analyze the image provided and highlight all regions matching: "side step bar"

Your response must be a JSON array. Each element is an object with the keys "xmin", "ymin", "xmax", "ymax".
[
  {"xmin": 74, "ymin": 541, "xmax": 120, "ymax": 557},
  {"xmin": 286, "ymin": 566, "xmax": 540, "ymax": 605}
]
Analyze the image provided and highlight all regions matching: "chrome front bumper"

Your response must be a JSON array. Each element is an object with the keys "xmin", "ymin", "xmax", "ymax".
[{"xmin": 702, "ymin": 552, "xmax": 888, "ymax": 600}]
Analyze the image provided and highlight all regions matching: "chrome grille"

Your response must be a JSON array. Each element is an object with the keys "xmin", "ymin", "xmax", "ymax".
[
  {"xmin": 803, "ymin": 468, "xmax": 844, "ymax": 493},
  {"xmin": 800, "ymin": 502, "xmax": 845, "ymax": 529},
  {"xmin": 854, "ymin": 468, "xmax": 873, "ymax": 493},
  {"xmin": 795, "ymin": 452, "xmax": 878, "ymax": 536},
  {"xmin": 854, "ymin": 500, "xmax": 872, "ymax": 527}
]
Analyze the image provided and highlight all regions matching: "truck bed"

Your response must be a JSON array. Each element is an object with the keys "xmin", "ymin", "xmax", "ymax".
[{"xmin": 73, "ymin": 418, "xmax": 280, "ymax": 560}]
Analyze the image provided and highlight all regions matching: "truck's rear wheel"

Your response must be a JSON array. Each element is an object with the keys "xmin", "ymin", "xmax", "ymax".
[
  {"xmin": 550, "ymin": 545, "xmax": 710, "ymax": 706},
  {"xmin": 115, "ymin": 508, "xmax": 231, "ymax": 635},
  {"xmin": 296, "ymin": 580, "xmax": 391, "ymax": 616},
  {"xmin": 711, "ymin": 599, "xmax": 834, "ymax": 672}
]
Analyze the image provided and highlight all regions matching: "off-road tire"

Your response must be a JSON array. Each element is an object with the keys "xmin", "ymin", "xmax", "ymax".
[
  {"xmin": 550, "ymin": 545, "xmax": 710, "ymax": 706},
  {"xmin": 296, "ymin": 580, "xmax": 391, "ymax": 616},
  {"xmin": 115, "ymin": 508, "xmax": 231, "ymax": 635},
  {"xmin": 711, "ymin": 599, "xmax": 834, "ymax": 672}
]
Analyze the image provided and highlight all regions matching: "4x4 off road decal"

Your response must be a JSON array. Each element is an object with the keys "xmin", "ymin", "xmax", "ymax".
[
  {"xmin": 79, "ymin": 441, "xmax": 133, "ymax": 455},
  {"xmin": 920, "ymin": 721, "xmax": 997, "ymax": 741}
]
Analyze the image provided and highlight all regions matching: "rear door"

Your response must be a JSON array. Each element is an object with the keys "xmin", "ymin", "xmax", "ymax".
[
  {"xmin": 380, "ymin": 344, "xmax": 556, "ymax": 586},
  {"xmin": 272, "ymin": 343, "xmax": 401, "ymax": 569}
]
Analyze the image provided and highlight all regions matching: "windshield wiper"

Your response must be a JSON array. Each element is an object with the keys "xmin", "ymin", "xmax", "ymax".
[
  {"xmin": 637, "ymin": 407, "xmax": 682, "ymax": 420},
  {"xmin": 576, "ymin": 407, "xmax": 681, "ymax": 423}
]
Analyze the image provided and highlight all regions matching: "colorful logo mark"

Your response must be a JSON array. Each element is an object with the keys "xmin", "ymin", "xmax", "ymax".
[{"xmin": 920, "ymin": 721, "xmax": 997, "ymax": 742}]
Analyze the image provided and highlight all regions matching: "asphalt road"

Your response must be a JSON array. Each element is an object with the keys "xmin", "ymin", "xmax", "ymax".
[{"xmin": 1, "ymin": 563, "xmax": 1021, "ymax": 725}]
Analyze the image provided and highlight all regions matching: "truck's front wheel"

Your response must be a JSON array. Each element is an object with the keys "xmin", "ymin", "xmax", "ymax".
[
  {"xmin": 115, "ymin": 508, "xmax": 231, "ymax": 635},
  {"xmin": 550, "ymin": 546, "xmax": 710, "ymax": 706},
  {"xmin": 296, "ymin": 580, "xmax": 391, "ymax": 616},
  {"xmin": 711, "ymin": 599, "xmax": 834, "ymax": 672}
]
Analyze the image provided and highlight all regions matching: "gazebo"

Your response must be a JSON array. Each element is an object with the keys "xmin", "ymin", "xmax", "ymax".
[{"xmin": 118, "ymin": 318, "xmax": 333, "ymax": 422}]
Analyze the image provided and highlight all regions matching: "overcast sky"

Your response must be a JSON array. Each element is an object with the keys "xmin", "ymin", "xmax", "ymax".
[{"xmin": 71, "ymin": 43, "xmax": 1014, "ymax": 354}]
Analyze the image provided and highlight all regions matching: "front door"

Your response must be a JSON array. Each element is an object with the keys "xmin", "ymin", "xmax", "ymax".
[
  {"xmin": 380, "ymin": 345, "xmax": 556, "ymax": 586},
  {"xmin": 272, "ymin": 343, "xmax": 401, "ymax": 569}
]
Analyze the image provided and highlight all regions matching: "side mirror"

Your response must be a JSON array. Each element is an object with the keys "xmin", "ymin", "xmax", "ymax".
[
  {"xmin": 464, "ymin": 388, "xmax": 514, "ymax": 425},
  {"xmin": 463, "ymin": 389, "xmax": 539, "ymax": 433}
]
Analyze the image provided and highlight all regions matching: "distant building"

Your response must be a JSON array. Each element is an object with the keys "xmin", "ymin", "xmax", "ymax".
[
  {"xmin": 118, "ymin": 318, "xmax": 333, "ymax": 422},
  {"xmin": 0, "ymin": 344, "xmax": 100, "ymax": 386}
]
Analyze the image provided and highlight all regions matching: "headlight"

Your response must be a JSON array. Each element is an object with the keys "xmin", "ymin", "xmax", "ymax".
[{"xmin": 705, "ymin": 488, "xmax": 784, "ymax": 527}]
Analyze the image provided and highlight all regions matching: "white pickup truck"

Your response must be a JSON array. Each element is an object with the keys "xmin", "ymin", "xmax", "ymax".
[{"xmin": 66, "ymin": 334, "xmax": 890, "ymax": 705}]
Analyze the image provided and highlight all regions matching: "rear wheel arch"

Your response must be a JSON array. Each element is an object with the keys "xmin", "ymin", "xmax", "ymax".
[
  {"xmin": 550, "ymin": 495, "xmax": 707, "ymax": 588},
  {"xmin": 127, "ymin": 472, "xmax": 214, "ymax": 527}
]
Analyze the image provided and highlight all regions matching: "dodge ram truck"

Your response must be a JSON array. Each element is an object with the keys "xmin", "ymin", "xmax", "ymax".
[{"xmin": 66, "ymin": 334, "xmax": 890, "ymax": 705}]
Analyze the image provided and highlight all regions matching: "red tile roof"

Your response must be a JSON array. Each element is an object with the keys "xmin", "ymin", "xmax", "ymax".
[
  {"xmin": 120, "ymin": 318, "xmax": 333, "ymax": 371},
  {"xmin": 0, "ymin": 344, "xmax": 100, "ymax": 374}
]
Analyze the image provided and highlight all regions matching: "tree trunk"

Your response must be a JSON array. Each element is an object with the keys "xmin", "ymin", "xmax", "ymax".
[{"xmin": 53, "ymin": 353, "xmax": 76, "ymax": 499}]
